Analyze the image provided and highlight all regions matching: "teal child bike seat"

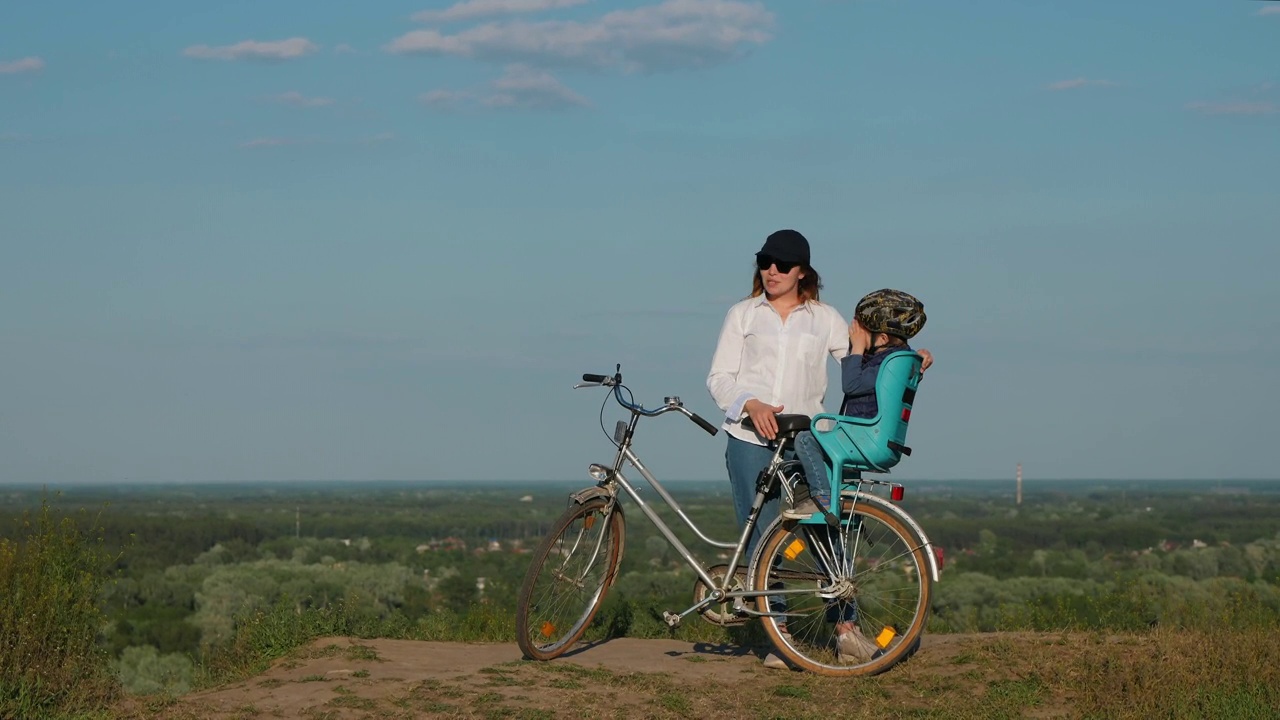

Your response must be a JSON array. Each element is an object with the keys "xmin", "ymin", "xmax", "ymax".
[{"xmin": 810, "ymin": 350, "xmax": 924, "ymax": 504}]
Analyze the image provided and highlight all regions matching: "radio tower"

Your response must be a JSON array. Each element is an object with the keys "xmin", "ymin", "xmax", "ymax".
[{"xmin": 1016, "ymin": 463, "xmax": 1023, "ymax": 506}]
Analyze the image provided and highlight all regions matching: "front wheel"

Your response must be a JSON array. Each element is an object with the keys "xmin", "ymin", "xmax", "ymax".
[
  {"xmin": 515, "ymin": 497, "xmax": 626, "ymax": 661},
  {"xmin": 752, "ymin": 497, "xmax": 932, "ymax": 676}
]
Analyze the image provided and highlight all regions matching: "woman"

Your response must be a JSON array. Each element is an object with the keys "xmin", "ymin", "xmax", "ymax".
[
  {"xmin": 705, "ymin": 229, "xmax": 932, "ymax": 668},
  {"xmin": 706, "ymin": 229, "xmax": 848, "ymax": 557}
]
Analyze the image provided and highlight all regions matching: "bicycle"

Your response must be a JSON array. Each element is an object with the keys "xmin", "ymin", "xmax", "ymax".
[{"xmin": 514, "ymin": 364, "xmax": 943, "ymax": 676}]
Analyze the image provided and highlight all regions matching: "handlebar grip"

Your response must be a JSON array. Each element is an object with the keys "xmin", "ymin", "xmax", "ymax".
[
  {"xmin": 690, "ymin": 412, "xmax": 719, "ymax": 436},
  {"xmin": 582, "ymin": 373, "xmax": 608, "ymax": 383}
]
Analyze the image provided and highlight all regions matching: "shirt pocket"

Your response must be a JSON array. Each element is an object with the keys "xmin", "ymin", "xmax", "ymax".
[{"xmin": 793, "ymin": 331, "xmax": 828, "ymax": 368}]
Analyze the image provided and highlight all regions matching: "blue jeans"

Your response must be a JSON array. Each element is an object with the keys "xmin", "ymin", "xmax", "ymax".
[
  {"xmin": 794, "ymin": 430, "xmax": 832, "ymax": 510},
  {"xmin": 725, "ymin": 435, "xmax": 784, "ymax": 560}
]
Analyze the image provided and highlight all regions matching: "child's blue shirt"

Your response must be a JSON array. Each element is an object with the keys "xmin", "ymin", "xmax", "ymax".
[{"xmin": 838, "ymin": 344, "xmax": 913, "ymax": 418}]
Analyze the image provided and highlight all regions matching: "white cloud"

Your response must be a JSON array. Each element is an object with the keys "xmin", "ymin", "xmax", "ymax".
[
  {"xmin": 273, "ymin": 90, "xmax": 335, "ymax": 107},
  {"xmin": 1257, "ymin": 6, "xmax": 1280, "ymax": 15},
  {"xmin": 0, "ymin": 56, "xmax": 45, "ymax": 74},
  {"xmin": 184, "ymin": 38, "xmax": 319, "ymax": 62},
  {"xmin": 388, "ymin": 0, "xmax": 774, "ymax": 73},
  {"xmin": 413, "ymin": 0, "xmax": 592, "ymax": 23},
  {"xmin": 240, "ymin": 137, "xmax": 299, "ymax": 148},
  {"xmin": 422, "ymin": 64, "xmax": 589, "ymax": 109},
  {"xmin": 420, "ymin": 89, "xmax": 472, "ymax": 108},
  {"xmin": 489, "ymin": 63, "xmax": 589, "ymax": 107},
  {"xmin": 241, "ymin": 134, "xmax": 396, "ymax": 148},
  {"xmin": 1047, "ymin": 77, "xmax": 1118, "ymax": 91},
  {"xmin": 1185, "ymin": 101, "xmax": 1278, "ymax": 116}
]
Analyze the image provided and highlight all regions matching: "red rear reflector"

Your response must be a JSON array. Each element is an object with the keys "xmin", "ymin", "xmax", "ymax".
[
  {"xmin": 901, "ymin": 408, "xmax": 911, "ymax": 422},
  {"xmin": 934, "ymin": 546, "xmax": 946, "ymax": 572},
  {"xmin": 891, "ymin": 485, "xmax": 904, "ymax": 501}
]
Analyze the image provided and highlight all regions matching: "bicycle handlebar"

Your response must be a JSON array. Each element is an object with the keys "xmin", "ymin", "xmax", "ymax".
[
  {"xmin": 576, "ymin": 367, "xmax": 718, "ymax": 437},
  {"xmin": 687, "ymin": 411, "xmax": 719, "ymax": 435}
]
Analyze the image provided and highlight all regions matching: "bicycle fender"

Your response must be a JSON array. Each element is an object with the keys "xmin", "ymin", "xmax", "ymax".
[
  {"xmin": 749, "ymin": 492, "xmax": 941, "ymax": 584},
  {"xmin": 849, "ymin": 492, "xmax": 942, "ymax": 583},
  {"xmin": 569, "ymin": 485, "xmax": 615, "ymax": 506}
]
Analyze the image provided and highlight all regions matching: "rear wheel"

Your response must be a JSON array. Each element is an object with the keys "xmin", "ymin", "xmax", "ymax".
[
  {"xmin": 752, "ymin": 497, "xmax": 931, "ymax": 676},
  {"xmin": 515, "ymin": 497, "xmax": 625, "ymax": 660}
]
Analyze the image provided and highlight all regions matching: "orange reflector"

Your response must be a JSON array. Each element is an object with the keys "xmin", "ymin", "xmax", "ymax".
[
  {"xmin": 783, "ymin": 538, "xmax": 806, "ymax": 561},
  {"xmin": 540, "ymin": 621, "xmax": 556, "ymax": 638},
  {"xmin": 583, "ymin": 514, "xmax": 596, "ymax": 529},
  {"xmin": 876, "ymin": 627, "xmax": 896, "ymax": 648}
]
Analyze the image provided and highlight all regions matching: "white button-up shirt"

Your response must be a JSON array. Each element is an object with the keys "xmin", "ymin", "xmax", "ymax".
[{"xmin": 706, "ymin": 296, "xmax": 850, "ymax": 445}]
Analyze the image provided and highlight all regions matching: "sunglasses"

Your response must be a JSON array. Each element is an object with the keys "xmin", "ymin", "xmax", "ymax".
[{"xmin": 756, "ymin": 255, "xmax": 799, "ymax": 273}]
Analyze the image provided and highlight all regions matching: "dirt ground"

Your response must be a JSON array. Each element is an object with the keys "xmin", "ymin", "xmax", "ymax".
[{"xmin": 134, "ymin": 632, "xmax": 1098, "ymax": 720}]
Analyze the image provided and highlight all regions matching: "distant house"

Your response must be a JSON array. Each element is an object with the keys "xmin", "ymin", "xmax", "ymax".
[
  {"xmin": 415, "ymin": 536, "xmax": 468, "ymax": 553},
  {"xmin": 520, "ymin": 495, "xmax": 533, "ymax": 503}
]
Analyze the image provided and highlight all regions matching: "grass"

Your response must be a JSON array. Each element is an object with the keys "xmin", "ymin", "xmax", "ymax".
[
  {"xmin": 0, "ymin": 497, "xmax": 122, "ymax": 719},
  {"xmin": 192, "ymin": 596, "xmax": 413, "ymax": 688},
  {"xmin": 772, "ymin": 685, "xmax": 811, "ymax": 699}
]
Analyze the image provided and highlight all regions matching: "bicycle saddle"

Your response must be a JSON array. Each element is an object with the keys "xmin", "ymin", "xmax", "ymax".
[{"xmin": 741, "ymin": 413, "xmax": 811, "ymax": 443}]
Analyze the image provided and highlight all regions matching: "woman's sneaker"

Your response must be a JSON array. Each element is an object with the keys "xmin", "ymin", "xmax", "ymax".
[
  {"xmin": 763, "ymin": 625, "xmax": 792, "ymax": 669},
  {"xmin": 836, "ymin": 630, "xmax": 881, "ymax": 664}
]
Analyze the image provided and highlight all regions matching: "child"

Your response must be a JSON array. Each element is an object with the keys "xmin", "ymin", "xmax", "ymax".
[{"xmin": 783, "ymin": 288, "xmax": 927, "ymax": 521}]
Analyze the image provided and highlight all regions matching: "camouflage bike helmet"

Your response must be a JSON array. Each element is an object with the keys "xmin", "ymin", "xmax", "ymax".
[{"xmin": 855, "ymin": 289, "xmax": 927, "ymax": 340}]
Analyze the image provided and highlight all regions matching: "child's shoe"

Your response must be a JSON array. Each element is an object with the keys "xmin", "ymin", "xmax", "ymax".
[{"xmin": 781, "ymin": 497, "xmax": 820, "ymax": 520}]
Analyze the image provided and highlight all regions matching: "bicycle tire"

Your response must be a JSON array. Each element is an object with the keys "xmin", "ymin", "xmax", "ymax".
[
  {"xmin": 515, "ymin": 497, "xmax": 626, "ymax": 661},
  {"xmin": 752, "ymin": 497, "xmax": 932, "ymax": 676}
]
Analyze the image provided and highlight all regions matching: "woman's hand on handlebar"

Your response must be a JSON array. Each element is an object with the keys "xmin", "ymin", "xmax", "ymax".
[{"xmin": 743, "ymin": 398, "xmax": 784, "ymax": 440}]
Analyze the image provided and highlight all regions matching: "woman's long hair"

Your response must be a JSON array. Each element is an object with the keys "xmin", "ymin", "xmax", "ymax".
[{"xmin": 750, "ymin": 264, "xmax": 823, "ymax": 303}]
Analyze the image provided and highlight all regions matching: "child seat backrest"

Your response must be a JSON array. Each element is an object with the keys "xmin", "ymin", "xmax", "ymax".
[{"xmin": 811, "ymin": 350, "xmax": 924, "ymax": 476}]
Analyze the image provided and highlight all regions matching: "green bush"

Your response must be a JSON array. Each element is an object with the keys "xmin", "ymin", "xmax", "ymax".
[
  {"xmin": 113, "ymin": 645, "xmax": 193, "ymax": 696},
  {"xmin": 0, "ymin": 498, "xmax": 120, "ymax": 718},
  {"xmin": 197, "ymin": 591, "xmax": 424, "ymax": 686}
]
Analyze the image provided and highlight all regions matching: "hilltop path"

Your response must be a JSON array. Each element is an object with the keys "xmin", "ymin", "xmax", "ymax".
[{"xmin": 135, "ymin": 633, "xmax": 1099, "ymax": 719}]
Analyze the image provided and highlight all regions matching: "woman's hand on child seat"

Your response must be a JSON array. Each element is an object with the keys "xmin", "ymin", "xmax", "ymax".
[{"xmin": 918, "ymin": 349, "xmax": 933, "ymax": 372}]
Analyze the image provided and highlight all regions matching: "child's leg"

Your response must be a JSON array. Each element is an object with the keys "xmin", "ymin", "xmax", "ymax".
[{"xmin": 794, "ymin": 431, "xmax": 831, "ymax": 510}]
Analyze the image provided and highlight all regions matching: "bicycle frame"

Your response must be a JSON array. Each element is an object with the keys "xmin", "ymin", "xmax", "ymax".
[
  {"xmin": 574, "ymin": 374, "xmax": 800, "ymax": 626},
  {"xmin": 571, "ymin": 369, "xmax": 940, "ymax": 628}
]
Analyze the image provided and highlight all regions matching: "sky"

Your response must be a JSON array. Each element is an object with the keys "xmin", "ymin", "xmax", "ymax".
[{"xmin": 2, "ymin": 0, "xmax": 1279, "ymax": 486}]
